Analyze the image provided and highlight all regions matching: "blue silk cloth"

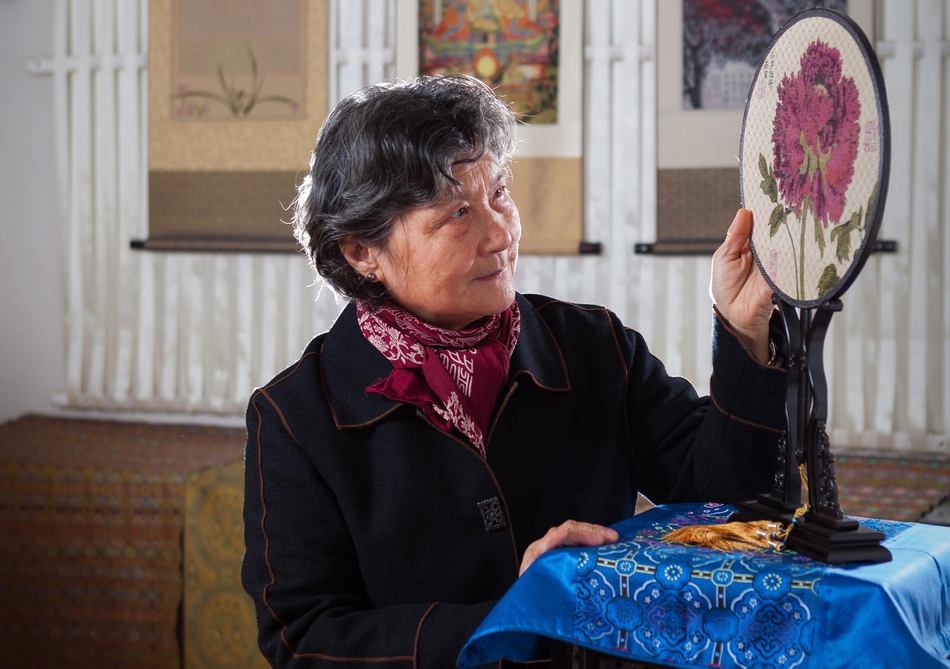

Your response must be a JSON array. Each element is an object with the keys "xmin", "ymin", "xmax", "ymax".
[{"xmin": 458, "ymin": 503, "xmax": 950, "ymax": 668}]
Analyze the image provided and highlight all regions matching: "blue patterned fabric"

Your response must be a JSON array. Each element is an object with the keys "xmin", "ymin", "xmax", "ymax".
[{"xmin": 457, "ymin": 503, "xmax": 950, "ymax": 668}]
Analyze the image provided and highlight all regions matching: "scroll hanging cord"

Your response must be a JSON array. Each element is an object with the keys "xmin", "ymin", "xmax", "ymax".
[{"xmin": 663, "ymin": 464, "xmax": 810, "ymax": 552}]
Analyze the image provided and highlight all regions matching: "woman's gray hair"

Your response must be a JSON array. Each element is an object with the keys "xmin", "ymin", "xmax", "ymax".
[{"xmin": 293, "ymin": 74, "xmax": 518, "ymax": 305}]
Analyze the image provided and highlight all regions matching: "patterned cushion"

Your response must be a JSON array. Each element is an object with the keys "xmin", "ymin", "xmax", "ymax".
[{"xmin": 184, "ymin": 460, "xmax": 269, "ymax": 669}]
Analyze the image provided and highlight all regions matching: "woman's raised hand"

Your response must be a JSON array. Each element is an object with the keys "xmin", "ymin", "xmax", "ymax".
[
  {"xmin": 519, "ymin": 520, "xmax": 619, "ymax": 576},
  {"xmin": 710, "ymin": 209, "xmax": 774, "ymax": 364}
]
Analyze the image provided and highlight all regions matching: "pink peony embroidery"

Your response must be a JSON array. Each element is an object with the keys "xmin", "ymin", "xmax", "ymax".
[{"xmin": 772, "ymin": 41, "xmax": 860, "ymax": 229}]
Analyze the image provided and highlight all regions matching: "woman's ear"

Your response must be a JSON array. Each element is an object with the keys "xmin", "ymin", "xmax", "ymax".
[{"xmin": 338, "ymin": 236, "xmax": 381, "ymax": 281}]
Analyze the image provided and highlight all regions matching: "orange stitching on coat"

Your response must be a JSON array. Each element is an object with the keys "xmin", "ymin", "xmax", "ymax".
[
  {"xmin": 262, "ymin": 351, "xmax": 321, "ymax": 391},
  {"xmin": 527, "ymin": 304, "xmax": 571, "ymax": 391},
  {"xmin": 534, "ymin": 297, "xmax": 605, "ymax": 313},
  {"xmin": 486, "ymin": 382, "xmax": 518, "ymax": 444},
  {"xmin": 258, "ymin": 387, "xmax": 300, "ymax": 446},
  {"xmin": 710, "ymin": 390, "xmax": 785, "ymax": 434},
  {"xmin": 252, "ymin": 394, "xmax": 414, "ymax": 664},
  {"xmin": 413, "ymin": 602, "xmax": 439, "ymax": 669}
]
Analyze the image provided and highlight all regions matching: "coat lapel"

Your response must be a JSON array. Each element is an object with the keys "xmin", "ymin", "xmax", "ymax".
[
  {"xmin": 321, "ymin": 302, "xmax": 405, "ymax": 428},
  {"xmin": 508, "ymin": 294, "xmax": 570, "ymax": 392}
]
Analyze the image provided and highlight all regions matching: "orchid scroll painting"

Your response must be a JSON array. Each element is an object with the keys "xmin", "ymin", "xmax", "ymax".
[{"xmin": 741, "ymin": 14, "xmax": 885, "ymax": 305}]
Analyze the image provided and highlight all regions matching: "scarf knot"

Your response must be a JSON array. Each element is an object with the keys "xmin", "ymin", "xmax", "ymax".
[{"xmin": 356, "ymin": 301, "xmax": 521, "ymax": 456}]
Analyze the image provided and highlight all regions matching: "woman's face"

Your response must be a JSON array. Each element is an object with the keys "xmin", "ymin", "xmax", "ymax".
[{"xmin": 372, "ymin": 154, "xmax": 521, "ymax": 330}]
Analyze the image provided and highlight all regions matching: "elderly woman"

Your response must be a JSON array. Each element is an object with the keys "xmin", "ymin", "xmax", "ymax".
[{"xmin": 242, "ymin": 75, "xmax": 784, "ymax": 669}]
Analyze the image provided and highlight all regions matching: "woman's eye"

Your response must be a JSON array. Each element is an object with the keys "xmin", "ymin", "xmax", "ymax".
[
  {"xmin": 494, "ymin": 186, "xmax": 508, "ymax": 199},
  {"xmin": 450, "ymin": 207, "xmax": 468, "ymax": 218}
]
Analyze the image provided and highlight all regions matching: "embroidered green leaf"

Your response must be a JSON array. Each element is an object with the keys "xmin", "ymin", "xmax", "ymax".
[
  {"xmin": 759, "ymin": 153, "xmax": 778, "ymax": 203},
  {"xmin": 759, "ymin": 153, "xmax": 778, "ymax": 202},
  {"xmin": 769, "ymin": 204, "xmax": 786, "ymax": 237},
  {"xmin": 865, "ymin": 187, "xmax": 876, "ymax": 229},
  {"xmin": 817, "ymin": 264, "xmax": 840, "ymax": 297},
  {"xmin": 830, "ymin": 209, "xmax": 861, "ymax": 263},
  {"xmin": 814, "ymin": 215, "xmax": 826, "ymax": 257},
  {"xmin": 759, "ymin": 152, "xmax": 770, "ymax": 180}
]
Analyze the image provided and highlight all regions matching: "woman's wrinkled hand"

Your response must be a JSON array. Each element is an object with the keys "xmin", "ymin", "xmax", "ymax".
[
  {"xmin": 710, "ymin": 209, "xmax": 775, "ymax": 364},
  {"xmin": 519, "ymin": 520, "xmax": 619, "ymax": 576}
]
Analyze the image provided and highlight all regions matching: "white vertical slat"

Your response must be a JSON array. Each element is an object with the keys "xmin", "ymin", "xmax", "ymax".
[
  {"xmin": 113, "ymin": 0, "xmax": 140, "ymax": 403},
  {"xmin": 636, "ymin": 0, "xmax": 657, "ymax": 347},
  {"xmin": 874, "ymin": 0, "xmax": 914, "ymax": 438},
  {"xmin": 234, "ymin": 255, "xmax": 255, "ymax": 404},
  {"xmin": 286, "ymin": 256, "xmax": 305, "ymax": 362},
  {"xmin": 860, "ymin": 255, "xmax": 881, "ymax": 444},
  {"xmin": 135, "ymin": 0, "xmax": 154, "ymax": 403},
  {"xmin": 609, "ymin": 0, "xmax": 639, "ymax": 324},
  {"xmin": 915, "ymin": 0, "xmax": 945, "ymax": 437},
  {"xmin": 665, "ymin": 258, "xmax": 685, "ymax": 375},
  {"xmin": 53, "ymin": 0, "xmax": 71, "ymax": 382},
  {"xmin": 904, "ymin": 0, "xmax": 941, "ymax": 441},
  {"xmin": 260, "ymin": 257, "xmax": 281, "ymax": 383},
  {"xmin": 337, "ymin": 0, "xmax": 365, "ymax": 99},
  {"xmin": 90, "ymin": 0, "xmax": 117, "ymax": 400},
  {"xmin": 66, "ymin": 0, "xmax": 93, "ymax": 402},
  {"xmin": 209, "ymin": 256, "xmax": 232, "ymax": 410},
  {"xmin": 619, "ymin": 0, "xmax": 643, "ymax": 327},
  {"xmin": 694, "ymin": 257, "xmax": 712, "ymax": 395},
  {"xmin": 385, "ymin": 0, "xmax": 398, "ymax": 81},
  {"xmin": 679, "ymin": 258, "xmax": 698, "ymax": 379},
  {"xmin": 843, "ymin": 274, "xmax": 866, "ymax": 433},
  {"xmin": 185, "ymin": 256, "xmax": 205, "ymax": 406},
  {"xmin": 366, "ymin": 0, "xmax": 386, "ymax": 84},
  {"xmin": 157, "ymin": 255, "xmax": 179, "ymax": 403},
  {"xmin": 585, "ymin": 0, "xmax": 611, "ymax": 305}
]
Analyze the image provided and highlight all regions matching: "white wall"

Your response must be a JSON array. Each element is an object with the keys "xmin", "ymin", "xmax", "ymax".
[{"xmin": 0, "ymin": 0, "xmax": 66, "ymax": 424}]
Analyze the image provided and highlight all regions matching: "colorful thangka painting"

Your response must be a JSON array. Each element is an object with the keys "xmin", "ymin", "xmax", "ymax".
[
  {"xmin": 419, "ymin": 0, "xmax": 560, "ymax": 124},
  {"xmin": 172, "ymin": 0, "xmax": 306, "ymax": 120},
  {"xmin": 683, "ymin": 0, "xmax": 847, "ymax": 109}
]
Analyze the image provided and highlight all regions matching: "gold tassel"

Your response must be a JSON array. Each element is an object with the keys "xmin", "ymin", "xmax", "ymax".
[{"xmin": 664, "ymin": 465, "xmax": 810, "ymax": 552}]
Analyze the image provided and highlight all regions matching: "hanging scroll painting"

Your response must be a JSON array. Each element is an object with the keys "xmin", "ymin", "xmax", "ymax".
[
  {"xmin": 399, "ymin": 0, "xmax": 585, "ymax": 254},
  {"xmin": 145, "ymin": 0, "xmax": 328, "ymax": 252}
]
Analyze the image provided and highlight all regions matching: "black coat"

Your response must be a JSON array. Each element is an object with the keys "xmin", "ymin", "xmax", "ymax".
[{"xmin": 242, "ymin": 293, "xmax": 785, "ymax": 669}]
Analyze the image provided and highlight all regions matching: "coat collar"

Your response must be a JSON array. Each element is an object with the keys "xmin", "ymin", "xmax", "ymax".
[{"xmin": 321, "ymin": 293, "xmax": 570, "ymax": 429}]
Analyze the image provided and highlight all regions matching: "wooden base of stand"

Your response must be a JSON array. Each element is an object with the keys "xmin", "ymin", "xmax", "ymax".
[{"xmin": 731, "ymin": 501, "xmax": 892, "ymax": 565}]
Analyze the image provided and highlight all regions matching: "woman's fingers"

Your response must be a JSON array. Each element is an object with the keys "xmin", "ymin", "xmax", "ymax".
[
  {"xmin": 716, "ymin": 209, "xmax": 753, "ymax": 264},
  {"xmin": 519, "ymin": 520, "xmax": 619, "ymax": 576}
]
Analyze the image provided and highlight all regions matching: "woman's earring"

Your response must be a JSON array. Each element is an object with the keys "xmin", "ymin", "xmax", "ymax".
[{"xmin": 366, "ymin": 272, "xmax": 377, "ymax": 282}]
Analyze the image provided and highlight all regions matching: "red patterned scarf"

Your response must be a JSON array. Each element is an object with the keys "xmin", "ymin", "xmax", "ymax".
[{"xmin": 356, "ymin": 301, "xmax": 521, "ymax": 456}]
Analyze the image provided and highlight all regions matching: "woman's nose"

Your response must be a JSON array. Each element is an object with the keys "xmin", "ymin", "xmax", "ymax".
[{"xmin": 480, "ymin": 209, "xmax": 514, "ymax": 254}]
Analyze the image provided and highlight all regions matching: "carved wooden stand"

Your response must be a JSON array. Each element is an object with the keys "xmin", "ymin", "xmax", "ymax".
[{"xmin": 731, "ymin": 297, "xmax": 891, "ymax": 564}]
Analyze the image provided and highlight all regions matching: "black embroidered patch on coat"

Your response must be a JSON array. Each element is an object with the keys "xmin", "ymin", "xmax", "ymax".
[{"xmin": 477, "ymin": 497, "xmax": 507, "ymax": 532}]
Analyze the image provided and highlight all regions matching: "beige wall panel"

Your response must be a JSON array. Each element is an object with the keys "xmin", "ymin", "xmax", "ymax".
[{"xmin": 510, "ymin": 157, "xmax": 583, "ymax": 255}]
